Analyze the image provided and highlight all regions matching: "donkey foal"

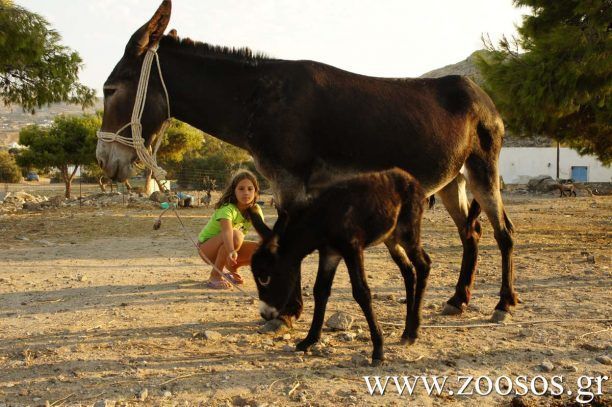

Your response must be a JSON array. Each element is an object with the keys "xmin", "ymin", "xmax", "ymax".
[{"xmin": 250, "ymin": 169, "xmax": 431, "ymax": 365}]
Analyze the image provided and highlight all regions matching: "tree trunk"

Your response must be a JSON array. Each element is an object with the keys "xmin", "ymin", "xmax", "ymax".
[
  {"xmin": 61, "ymin": 166, "xmax": 71, "ymax": 199},
  {"xmin": 144, "ymin": 168, "xmax": 154, "ymax": 196},
  {"xmin": 62, "ymin": 165, "xmax": 80, "ymax": 199}
]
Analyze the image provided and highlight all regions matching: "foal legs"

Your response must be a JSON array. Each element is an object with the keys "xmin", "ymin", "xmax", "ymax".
[
  {"xmin": 438, "ymin": 174, "xmax": 482, "ymax": 314},
  {"xmin": 343, "ymin": 247, "xmax": 384, "ymax": 365},
  {"xmin": 384, "ymin": 241, "xmax": 417, "ymax": 343},
  {"xmin": 296, "ymin": 248, "xmax": 342, "ymax": 351}
]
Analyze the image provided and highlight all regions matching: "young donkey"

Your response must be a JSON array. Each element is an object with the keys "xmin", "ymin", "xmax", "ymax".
[{"xmin": 250, "ymin": 169, "xmax": 432, "ymax": 365}]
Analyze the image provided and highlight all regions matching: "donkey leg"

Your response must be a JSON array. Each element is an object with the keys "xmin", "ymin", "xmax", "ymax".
[
  {"xmin": 405, "ymin": 246, "xmax": 432, "ymax": 343},
  {"xmin": 384, "ymin": 240, "xmax": 417, "ymax": 344},
  {"xmin": 466, "ymin": 156, "xmax": 517, "ymax": 322},
  {"xmin": 438, "ymin": 174, "xmax": 482, "ymax": 314},
  {"xmin": 343, "ymin": 248, "xmax": 384, "ymax": 365},
  {"xmin": 296, "ymin": 248, "xmax": 342, "ymax": 352}
]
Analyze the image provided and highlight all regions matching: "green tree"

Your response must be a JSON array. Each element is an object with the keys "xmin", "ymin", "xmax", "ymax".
[
  {"xmin": 0, "ymin": 2, "xmax": 96, "ymax": 112},
  {"xmin": 477, "ymin": 0, "xmax": 611, "ymax": 164},
  {"xmin": 16, "ymin": 114, "xmax": 100, "ymax": 198},
  {"xmin": 0, "ymin": 149, "xmax": 21, "ymax": 182},
  {"xmin": 134, "ymin": 119, "xmax": 204, "ymax": 193}
]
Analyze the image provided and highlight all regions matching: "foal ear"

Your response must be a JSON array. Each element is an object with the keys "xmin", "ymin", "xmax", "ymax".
[
  {"xmin": 126, "ymin": 0, "xmax": 172, "ymax": 56},
  {"xmin": 273, "ymin": 207, "xmax": 290, "ymax": 234},
  {"xmin": 248, "ymin": 207, "xmax": 273, "ymax": 240}
]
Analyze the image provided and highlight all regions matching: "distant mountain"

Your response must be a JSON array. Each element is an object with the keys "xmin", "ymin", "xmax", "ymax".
[
  {"xmin": 420, "ymin": 51, "xmax": 552, "ymax": 148},
  {"xmin": 420, "ymin": 51, "xmax": 485, "ymax": 84},
  {"xmin": 0, "ymin": 98, "xmax": 103, "ymax": 147}
]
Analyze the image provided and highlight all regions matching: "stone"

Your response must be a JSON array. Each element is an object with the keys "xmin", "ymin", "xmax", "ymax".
[
  {"xmin": 162, "ymin": 390, "xmax": 172, "ymax": 397},
  {"xmin": 93, "ymin": 400, "xmax": 116, "ymax": 407},
  {"xmin": 539, "ymin": 360, "xmax": 554, "ymax": 372},
  {"xmin": 193, "ymin": 330, "xmax": 222, "ymax": 341},
  {"xmin": 338, "ymin": 332, "xmax": 356, "ymax": 342},
  {"xmin": 325, "ymin": 312, "xmax": 354, "ymax": 331},
  {"xmin": 149, "ymin": 191, "xmax": 168, "ymax": 203},
  {"xmin": 527, "ymin": 175, "xmax": 557, "ymax": 192},
  {"xmin": 595, "ymin": 355, "xmax": 612, "ymax": 365},
  {"xmin": 138, "ymin": 388, "xmax": 148, "ymax": 402}
]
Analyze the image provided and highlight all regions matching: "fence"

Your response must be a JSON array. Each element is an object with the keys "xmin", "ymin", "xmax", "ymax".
[{"xmin": 1, "ymin": 167, "xmax": 272, "ymax": 204}]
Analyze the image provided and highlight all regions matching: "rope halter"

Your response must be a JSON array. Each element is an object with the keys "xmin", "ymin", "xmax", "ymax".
[{"xmin": 97, "ymin": 44, "xmax": 171, "ymax": 180}]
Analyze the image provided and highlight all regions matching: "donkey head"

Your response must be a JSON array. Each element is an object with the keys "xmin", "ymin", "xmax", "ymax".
[
  {"xmin": 250, "ymin": 209, "xmax": 300, "ymax": 320},
  {"xmin": 96, "ymin": 0, "xmax": 172, "ymax": 181}
]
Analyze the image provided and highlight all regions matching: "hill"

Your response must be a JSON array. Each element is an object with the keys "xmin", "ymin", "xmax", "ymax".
[
  {"xmin": 420, "ymin": 52, "xmax": 553, "ymax": 148},
  {"xmin": 0, "ymin": 98, "xmax": 103, "ymax": 147}
]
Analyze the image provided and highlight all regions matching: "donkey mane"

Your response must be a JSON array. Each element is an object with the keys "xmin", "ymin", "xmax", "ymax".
[{"xmin": 160, "ymin": 35, "xmax": 271, "ymax": 64}]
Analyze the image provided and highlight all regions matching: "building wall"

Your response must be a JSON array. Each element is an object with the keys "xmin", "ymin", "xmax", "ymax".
[{"xmin": 498, "ymin": 147, "xmax": 612, "ymax": 183}]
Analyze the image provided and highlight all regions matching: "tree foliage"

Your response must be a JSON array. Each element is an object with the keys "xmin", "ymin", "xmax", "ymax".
[
  {"xmin": 156, "ymin": 120, "xmax": 253, "ymax": 188},
  {"xmin": 477, "ymin": 0, "xmax": 611, "ymax": 164},
  {"xmin": 0, "ymin": 2, "xmax": 96, "ymax": 112},
  {"xmin": 16, "ymin": 114, "xmax": 100, "ymax": 198},
  {"xmin": 0, "ymin": 149, "xmax": 21, "ymax": 183},
  {"xmin": 158, "ymin": 120, "xmax": 205, "ymax": 168}
]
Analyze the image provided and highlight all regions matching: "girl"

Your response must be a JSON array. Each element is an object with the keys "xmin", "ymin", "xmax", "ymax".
[{"xmin": 198, "ymin": 170, "xmax": 264, "ymax": 289}]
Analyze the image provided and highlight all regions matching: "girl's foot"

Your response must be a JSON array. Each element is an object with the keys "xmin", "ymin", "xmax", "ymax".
[
  {"xmin": 225, "ymin": 272, "xmax": 244, "ymax": 285},
  {"xmin": 206, "ymin": 279, "xmax": 231, "ymax": 289}
]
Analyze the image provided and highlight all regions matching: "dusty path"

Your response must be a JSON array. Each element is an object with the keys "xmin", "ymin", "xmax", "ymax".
[{"xmin": 0, "ymin": 195, "xmax": 610, "ymax": 406}]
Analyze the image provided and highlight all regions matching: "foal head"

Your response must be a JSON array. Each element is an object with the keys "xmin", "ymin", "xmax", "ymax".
[{"xmin": 250, "ymin": 210, "xmax": 300, "ymax": 320}]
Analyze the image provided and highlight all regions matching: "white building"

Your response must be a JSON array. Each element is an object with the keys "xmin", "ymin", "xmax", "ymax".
[{"xmin": 499, "ymin": 147, "xmax": 612, "ymax": 184}]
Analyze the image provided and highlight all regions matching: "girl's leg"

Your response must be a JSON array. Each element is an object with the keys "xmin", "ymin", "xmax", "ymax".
[
  {"xmin": 198, "ymin": 234, "xmax": 230, "ymax": 287},
  {"xmin": 226, "ymin": 240, "xmax": 259, "ymax": 283},
  {"xmin": 212, "ymin": 229, "xmax": 246, "ymax": 283}
]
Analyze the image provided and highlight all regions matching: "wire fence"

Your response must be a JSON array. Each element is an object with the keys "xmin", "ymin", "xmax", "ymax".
[{"xmin": 0, "ymin": 166, "xmax": 274, "ymax": 206}]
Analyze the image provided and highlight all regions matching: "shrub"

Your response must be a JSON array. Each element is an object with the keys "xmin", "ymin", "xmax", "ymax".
[{"xmin": 0, "ymin": 150, "xmax": 22, "ymax": 183}]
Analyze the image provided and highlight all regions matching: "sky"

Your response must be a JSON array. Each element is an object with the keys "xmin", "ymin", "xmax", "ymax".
[{"xmin": 17, "ymin": 0, "xmax": 529, "ymax": 95}]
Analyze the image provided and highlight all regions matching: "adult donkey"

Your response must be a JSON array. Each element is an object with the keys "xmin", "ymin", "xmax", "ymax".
[{"xmin": 96, "ymin": 0, "xmax": 517, "ymax": 323}]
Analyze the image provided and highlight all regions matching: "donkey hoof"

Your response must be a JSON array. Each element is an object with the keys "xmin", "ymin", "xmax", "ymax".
[
  {"xmin": 371, "ymin": 358, "xmax": 384, "ymax": 367},
  {"xmin": 257, "ymin": 318, "xmax": 292, "ymax": 335},
  {"xmin": 490, "ymin": 309, "xmax": 511, "ymax": 323},
  {"xmin": 400, "ymin": 336, "xmax": 416, "ymax": 346},
  {"xmin": 296, "ymin": 340, "xmax": 315, "ymax": 352},
  {"xmin": 441, "ymin": 302, "xmax": 464, "ymax": 316}
]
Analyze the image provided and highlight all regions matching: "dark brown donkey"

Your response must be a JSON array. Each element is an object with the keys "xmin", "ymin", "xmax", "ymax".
[
  {"xmin": 250, "ymin": 169, "xmax": 431, "ymax": 365},
  {"xmin": 96, "ymin": 0, "xmax": 517, "ymax": 323}
]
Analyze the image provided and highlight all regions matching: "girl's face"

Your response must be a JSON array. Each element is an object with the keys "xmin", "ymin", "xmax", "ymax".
[{"xmin": 234, "ymin": 178, "xmax": 256, "ymax": 207}]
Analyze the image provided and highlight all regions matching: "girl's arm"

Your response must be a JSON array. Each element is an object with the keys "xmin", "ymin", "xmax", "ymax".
[{"xmin": 219, "ymin": 219, "xmax": 238, "ymax": 265}]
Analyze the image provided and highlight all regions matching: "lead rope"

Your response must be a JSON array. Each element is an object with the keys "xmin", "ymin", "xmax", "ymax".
[
  {"xmin": 97, "ymin": 44, "xmax": 171, "ymax": 180},
  {"xmin": 154, "ymin": 207, "xmax": 257, "ymax": 299}
]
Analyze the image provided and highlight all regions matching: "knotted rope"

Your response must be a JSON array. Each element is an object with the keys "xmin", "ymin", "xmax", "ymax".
[{"xmin": 97, "ymin": 44, "xmax": 171, "ymax": 180}]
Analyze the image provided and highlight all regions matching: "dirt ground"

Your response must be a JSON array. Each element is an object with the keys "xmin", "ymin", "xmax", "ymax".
[{"xmin": 0, "ymin": 193, "xmax": 610, "ymax": 407}]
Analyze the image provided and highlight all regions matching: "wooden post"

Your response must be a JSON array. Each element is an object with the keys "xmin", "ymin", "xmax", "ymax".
[{"xmin": 556, "ymin": 142, "xmax": 560, "ymax": 179}]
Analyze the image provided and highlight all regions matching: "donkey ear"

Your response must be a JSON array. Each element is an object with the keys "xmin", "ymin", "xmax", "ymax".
[
  {"xmin": 267, "ymin": 235, "xmax": 280, "ymax": 254},
  {"xmin": 248, "ymin": 207, "xmax": 273, "ymax": 240},
  {"xmin": 126, "ymin": 0, "xmax": 172, "ymax": 56},
  {"xmin": 273, "ymin": 207, "xmax": 290, "ymax": 234}
]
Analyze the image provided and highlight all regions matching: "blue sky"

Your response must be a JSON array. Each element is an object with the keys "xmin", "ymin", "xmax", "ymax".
[{"xmin": 16, "ymin": 1, "xmax": 529, "ymax": 95}]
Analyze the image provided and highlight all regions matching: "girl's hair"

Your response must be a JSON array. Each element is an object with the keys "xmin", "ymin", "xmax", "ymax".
[{"xmin": 215, "ymin": 169, "xmax": 260, "ymax": 210}]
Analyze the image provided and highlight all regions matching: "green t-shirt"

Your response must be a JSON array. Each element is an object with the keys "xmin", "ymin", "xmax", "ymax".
[{"xmin": 198, "ymin": 203, "xmax": 264, "ymax": 243}]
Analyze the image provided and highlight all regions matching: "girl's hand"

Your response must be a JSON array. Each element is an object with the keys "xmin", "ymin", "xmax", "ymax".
[{"xmin": 227, "ymin": 250, "xmax": 238, "ymax": 266}]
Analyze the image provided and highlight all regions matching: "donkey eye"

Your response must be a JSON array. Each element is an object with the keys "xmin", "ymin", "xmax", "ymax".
[{"xmin": 103, "ymin": 87, "xmax": 117, "ymax": 97}]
